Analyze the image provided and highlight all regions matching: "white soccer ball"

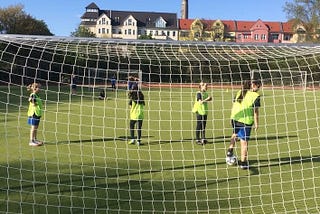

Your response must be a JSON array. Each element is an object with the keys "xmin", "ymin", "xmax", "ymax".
[{"xmin": 226, "ymin": 156, "xmax": 237, "ymax": 166}]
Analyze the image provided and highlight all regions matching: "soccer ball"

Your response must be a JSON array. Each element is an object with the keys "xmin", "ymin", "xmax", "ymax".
[{"xmin": 226, "ymin": 155, "xmax": 237, "ymax": 166}]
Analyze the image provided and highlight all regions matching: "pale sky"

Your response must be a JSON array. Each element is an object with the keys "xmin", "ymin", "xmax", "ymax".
[{"xmin": 1, "ymin": 0, "xmax": 292, "ymax": 36}]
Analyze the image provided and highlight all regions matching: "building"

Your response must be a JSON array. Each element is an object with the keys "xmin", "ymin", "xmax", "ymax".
[
  {"xmin": 81, "ymin": 2, "xmax": 305, "ymax": 43},
  {"xmin": 179, "ymin": 18, "xmax": 305, "ymax": 43},
  {"xmin": 80, "ymin": 2, "xmax": 179, "ymax": 40}
]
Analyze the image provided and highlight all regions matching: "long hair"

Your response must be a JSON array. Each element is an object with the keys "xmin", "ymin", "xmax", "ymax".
[
  {"xmin": 236, "ymin": 80, "xmax": 251, "ymax": 103},
  {"xmin": 128, "ymin": 84, "xmax": 145, "ymax": 105}
]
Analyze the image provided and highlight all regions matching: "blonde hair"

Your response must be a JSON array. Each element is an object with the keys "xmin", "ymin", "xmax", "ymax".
[
  {"xmin": 199, "ymin": 82, "xmax": 207, "ymax": 90},
  {"xmin": 27, "ymin": 83, "xmax": 41, "ymax": 92}
]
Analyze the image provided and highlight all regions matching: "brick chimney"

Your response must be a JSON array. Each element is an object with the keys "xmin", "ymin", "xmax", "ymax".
[{"xmin": 181, "ymin": 0, "xmax": 188, "ymax": 19}]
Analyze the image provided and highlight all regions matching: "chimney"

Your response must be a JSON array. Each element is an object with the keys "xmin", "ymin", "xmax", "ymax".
[{"xmin": 181, "ymin": 0, "xmax": 188, "ymax": 19}]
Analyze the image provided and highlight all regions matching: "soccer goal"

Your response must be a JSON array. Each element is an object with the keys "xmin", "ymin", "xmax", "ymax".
[
  {"xmin": 1, "ymin": 34, "xmax": 320, "ymax": 213},
  {"xmin": 251, "ymin": 69, "xmax": 308, "ymax": 90}
]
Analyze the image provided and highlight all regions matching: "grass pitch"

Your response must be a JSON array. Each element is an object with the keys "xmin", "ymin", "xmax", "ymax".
[{"xmin": 1, "ymin": 85, "xmax": 320, "ymax": 213}]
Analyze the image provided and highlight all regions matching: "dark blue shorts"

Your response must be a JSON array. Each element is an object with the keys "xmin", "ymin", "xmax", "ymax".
[
  {"xmin": 231, "ymin": 120, "xmax": 252, "ymax": 141},
  {"xmin": 28, "ymin": 116, "xmax": 41, "ymax": 126}
]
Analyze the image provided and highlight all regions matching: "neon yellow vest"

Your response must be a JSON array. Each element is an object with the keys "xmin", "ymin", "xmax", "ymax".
[
  {"xmin": 27, "ymin": 93, "xmax": 43, "ymax": 117},
  {"xmin": 230, "ymin": 90, "xmax": 259, "ymax": 125},
  {"xmin": 195, "ymin": 91, "xmax": 209, "ymax": 115},
  {"xmin": 130, "ymin": 101, "xmax": 144, "ymax": 120}
]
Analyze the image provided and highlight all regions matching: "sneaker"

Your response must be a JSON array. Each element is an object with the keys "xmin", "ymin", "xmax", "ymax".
[
  {"xmin": 136, "ymin": 141, "xmax": 143, "ymax": 146},
  {"xmin": 34, "ymin": 139, "xmax": 43, "ymax": 145},
  {"xmin": 201, "ymin": 139, "xmax": 208, "ymax": 144},
  {"xmin": 239, "ymin": 161, "xmax": 249, "ymax": 170},
  {"xmin": 196, "ymin": 140, "xmax": 203, "ymax": 145},
  {"xmin": 29, "ymin": 140, "xmax": 43, "ymax": 147},
  {"xmin": 128, "ymin": 139, "xmax": 135, "ymax": 145}
]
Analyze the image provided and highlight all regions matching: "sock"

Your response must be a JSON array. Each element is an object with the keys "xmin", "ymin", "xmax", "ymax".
[{"xmin": 227, "ymin": 148, "xmax": 233, "ymax": 157}]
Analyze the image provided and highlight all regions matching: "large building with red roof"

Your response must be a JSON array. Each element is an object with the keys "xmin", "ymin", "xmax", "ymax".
[
  {"xmin": 179, "ymin": 18, "xmax": 305, "ymax": 43},
  {"xmin": 81, "ymin": 2, "xmax": 305, "ymax": 43}
]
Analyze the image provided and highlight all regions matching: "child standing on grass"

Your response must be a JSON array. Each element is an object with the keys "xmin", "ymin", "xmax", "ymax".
[
  {"xmin": 128, "ymin": 84, "xmax": 145, "ymax": 146},
  {"xmin": 226, "ymin": 80, "xmax": 261, "ymax": 169},
  {"xmin": 27, "ymin": 83, "xmax": 44, "ymax": 146},
  {"xmin": 194, "ymin": 82, "xmax": 212, "ymax": 145}
]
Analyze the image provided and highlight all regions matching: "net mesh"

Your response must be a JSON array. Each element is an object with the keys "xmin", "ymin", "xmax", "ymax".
[{"xmin": 1, "ymin": 35, "xmax": 320, "ymax": 213}]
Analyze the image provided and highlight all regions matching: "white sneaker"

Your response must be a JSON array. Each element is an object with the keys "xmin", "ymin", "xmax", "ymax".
[
  {"xmin": 128, "ymin": 139, "xmax": 135, "ymax": 145},
  {"xmin": 29, "ymin": 140, "xmax": 43, "ymax": 146}
]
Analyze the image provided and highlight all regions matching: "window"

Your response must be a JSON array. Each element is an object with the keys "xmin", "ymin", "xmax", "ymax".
[
  {"xmin": 128, "ymin": 19, "xmax": 132, "ymax": 26},
  {"xmin": 128, "ymin": 29, "xmax": 132, "ymax": 35},
  {"xmin": 261, "ymin": 34, "xmax": 266, "ymax": 40},
  {"xmin": 172, "ymin": 31, "xmax": 176, "ymax": 37},
  {"xmin": 254, "ymin": 34, "xmax": 259, "ymax": 40},
  {"xmin": 87, "ymin": 8, "xmax": 98, "ymax": 13},
  {"xmin": 180, "ymin": 31, "xmax": 189, "ymax": 37},
  {"xmin": 102, "ymin": 28, "xmax": 105, "ymax": 34},
  {"xmin": 115, "ymin": 17, "xmax": 120, "ymax": 24},
  {"xmin": 244, "ymin": 34, "xmax": 249, "ymax": 39},
  {"xmin": 102, "ymin": 18, "xmax": 105, "ymax": 25},
  {"xmin": 271, "ymin": 34, "xmax": 279, "ymax": 40},
  {"xmin": 284, "ymin": 34, "xmax": 292, "ymax": 41}
]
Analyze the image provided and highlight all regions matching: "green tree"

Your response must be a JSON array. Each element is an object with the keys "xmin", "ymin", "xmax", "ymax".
[
  {"xmin": 138, "ymin": 33, "xmax": 154, "ymax": 40},
  {"xmin": 70, "ymin": 25, "xmax": 96, "ymax": 37},
  {"xmin": 0, "ymin": 4, "xmax": 52, "ymax": 35},
  {"xmin": 283, "ymin": 0, "xmax": 320, "ymax": 43}
]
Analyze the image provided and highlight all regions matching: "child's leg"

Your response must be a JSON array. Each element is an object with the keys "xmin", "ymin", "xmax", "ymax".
[
  {"xmin": 201, "ymin": 115, "xmax": 207, "ymax": 140},
  {"xmin": 130, "ymin": 120, "xmax": 136, "ymax": 139},
  {"xmin": 240, "ymin": 139, "xmax": 248, "ymax": 162},
  {"xmin": 137, "ymin": 120, "xmax": 143, "ymax": 142},
  {"xmin": 195, "ymin": 114, "xmax": 202, "ymax": 140},
  {"xmin": 30, "ymin": 125, "xmax": 38, "ymax": 141}
]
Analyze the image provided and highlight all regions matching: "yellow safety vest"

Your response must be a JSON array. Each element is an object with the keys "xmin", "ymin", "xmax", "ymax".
[
  {"xmin": 195, "ymin": 91, "xmax": 209, "ymax": 115},
  {"xmin": 230, "ymin": 90, "xmax": 259, "ymax": 125},
  {"xmin": 27, "ymin": 93, "xmax": 43, "ymax": 117},
  {"xmin": 130, "ymin": 101, "xmax": 144, "ymax": 120}
]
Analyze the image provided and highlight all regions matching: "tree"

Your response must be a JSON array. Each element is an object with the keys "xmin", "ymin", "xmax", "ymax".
[
  {"xmin": 0, "ymin": 4, "xmax": 53, "ymax": 35},
  {"xmin": 70, "ymin": 25, "xmax": 96, "ymax": 37},
  {"xmin": 283, "ymin": 0, "xmax": 320, "ymax": 43},
  {"xmin": 138, "ymin": 34, "xmax": 154, "ymax": 40}
]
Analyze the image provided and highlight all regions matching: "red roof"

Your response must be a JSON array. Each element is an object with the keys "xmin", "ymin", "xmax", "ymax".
[{"xmin": 179, "ymin": 19, "xmax": 294, "ymax": 33}]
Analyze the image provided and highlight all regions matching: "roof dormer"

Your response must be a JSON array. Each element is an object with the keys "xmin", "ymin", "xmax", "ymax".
[
  {"xmin": 86, "ymin": 2, "xmax": 99, "ymax": 13},
  {"xmin": 155, "ymin": 17, "xmax": 167, "ymax": 28}
]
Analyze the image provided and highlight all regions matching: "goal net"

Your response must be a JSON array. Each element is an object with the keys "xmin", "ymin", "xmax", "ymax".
[{"xmin": 1, "ymin": 35, "xmax": 320, "ymax": 213}]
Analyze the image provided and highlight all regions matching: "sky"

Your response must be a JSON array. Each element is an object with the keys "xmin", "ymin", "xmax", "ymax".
[{"xmin": 1, "ymin": 0, "xmax": 293, "ymax": 37}]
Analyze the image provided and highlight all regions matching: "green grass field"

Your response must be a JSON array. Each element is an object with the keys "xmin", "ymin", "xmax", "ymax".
[{"xmin": 1, "ymin": 85, "xmax": 320, "ymax": 213}]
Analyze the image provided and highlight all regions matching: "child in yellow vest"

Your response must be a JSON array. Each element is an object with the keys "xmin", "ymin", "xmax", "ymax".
[
  {"xmin": 226, "ymin": 80, "xmax": 261, "ymax": 169},
  {"xmin": 27, "ymin": 83, "xmax": 44, "ymax": 146},
  {"xmin": 194, "ymin": 82, "xmax": 212, "ymax": 145},
  {"xmin": 128, "ymin": 84, "xmax": 145, "ymax": 146}
]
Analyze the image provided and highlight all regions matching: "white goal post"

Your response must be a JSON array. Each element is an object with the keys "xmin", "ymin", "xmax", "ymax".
[{"xmin": 251, "ymin": 69, "xmax": 308, "ymax": 89}]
